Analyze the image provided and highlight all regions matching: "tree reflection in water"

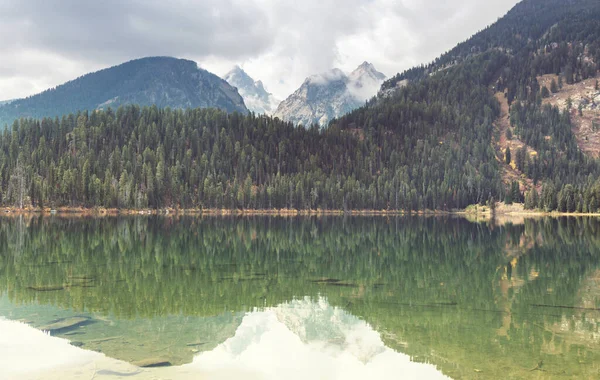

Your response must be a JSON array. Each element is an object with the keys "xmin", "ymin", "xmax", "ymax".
[{"xmin": 0, "ymin": 216, "xmax": 599, "ymax": 378}]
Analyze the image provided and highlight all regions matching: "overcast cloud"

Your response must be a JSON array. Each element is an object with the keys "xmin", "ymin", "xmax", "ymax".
[{"xmin": 0, "ymin": 0, "xmax": 519, "ymax": 101}]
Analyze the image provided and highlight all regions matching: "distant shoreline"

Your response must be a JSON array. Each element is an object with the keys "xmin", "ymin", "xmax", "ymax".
[
  {"xmin": 1, "ymin": 205, "xmax": 599, "ymax": 218},
  {"xmin": 0, "ymin": 207, "xmax": 435, "ymax": 217}
]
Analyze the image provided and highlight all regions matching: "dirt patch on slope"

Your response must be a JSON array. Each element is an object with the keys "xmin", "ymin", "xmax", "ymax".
[
  {"xmin": 493, "ymin": 93, "xmax": 538, "ymax": 191},
  {"xmin": 539, "ymin": 74, "xmax": 600, "ymax": 158}
]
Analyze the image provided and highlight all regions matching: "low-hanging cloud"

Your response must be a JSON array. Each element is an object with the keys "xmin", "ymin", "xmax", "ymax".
[
  {"xmin": 307, "ymin": 69, "xmax": 348, "ymax": 86},
  {"xmin": 0, "ymin": 0, "xmax": 519, "ymax": 101}
]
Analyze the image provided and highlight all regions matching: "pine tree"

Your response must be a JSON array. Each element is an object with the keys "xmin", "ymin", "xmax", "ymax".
[
  {"xmin": 505, "ymin": 184, "xmax": 513, "ymax": 205},
  {"xmin": 541, "ymin": 86, "xmax": 550, "ymax": 98},
  {"xmin": 7, "ymin": 159, "xmax": 26, "ymax": 209},
  {"xmin": 525, "ymin": 188, "xmax": 540, "ymax": 210},
  {"xmin": 531, "ymin": 188, "xmax": 539, "ymax": 210},
  {"xmin": 510, "ymin": 181, "xmax": 521, "ymax": 203},
  {"xmin": 541, "ymin": 183, "xmax": 557, "ymax": 211},
  {"xmin": 550, "ymin": 79, "xmax": 558, "ymax": 93}
]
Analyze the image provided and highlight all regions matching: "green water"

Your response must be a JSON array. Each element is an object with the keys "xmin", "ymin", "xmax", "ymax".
[{"xmin": 0, "ymin": 216, "xmax": 599, "ymax": 379}]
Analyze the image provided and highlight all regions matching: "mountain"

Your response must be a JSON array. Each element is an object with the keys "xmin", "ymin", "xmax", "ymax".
[
  {"xmin": 0, "ymin": 57, "xmax": 248, "ymax": 127},
  {"xmin": 348, "ymin": 61, "xmax": 387, "ymax": 100},
  {"xmin": 380, "ymin": 0, "xmax": 600, "ymax": 96},
  {"xmin": 273, "ymin": 62, "xmax": 386, "ymax": 127},
  {"xmin": 333, "ymin": 0, "xmax": 600, "ymax": 211},
  {"xmin": 0, "ymin": 100, "xmax": 13, "ymax": 106},
  {"xmin": 1, "ymin": 0, "xmax": 600, "ymax": 213},
  {"xmin": 224, "ymin": 66, "xmax": 279, "ymax": 115}
]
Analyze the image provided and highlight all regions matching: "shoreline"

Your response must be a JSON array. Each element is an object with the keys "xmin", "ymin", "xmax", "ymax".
[
  {"xmin": 1, "ymin": 205, "xmax": 599, "ymax": 218},
  {"xmin": 458, "ymin": 203, "xmax": 600, "ymax": 218},
  {"xmin": 0, "ymin": 207, "xmax": 441, "ymax": 217}
]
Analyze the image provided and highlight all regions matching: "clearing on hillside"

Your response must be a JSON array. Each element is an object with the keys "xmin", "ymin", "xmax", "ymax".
[{"xmin": 539, "ymin": 74, "xmax": 600, "ymax": 158}]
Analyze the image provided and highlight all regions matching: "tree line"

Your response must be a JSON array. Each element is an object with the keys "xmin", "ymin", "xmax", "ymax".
[
  {"xmin": 1, "ymin": 0, "xmax": 600, "ymax": 212},
  {"xmin": 0, "ymin": 94, "xmax": 500, "ymax": 211}
]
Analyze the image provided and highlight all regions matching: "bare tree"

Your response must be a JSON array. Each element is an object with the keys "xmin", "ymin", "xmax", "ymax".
[{"xmin": 7, "ymin": 159, "xmax": 26, "ymax": 209}]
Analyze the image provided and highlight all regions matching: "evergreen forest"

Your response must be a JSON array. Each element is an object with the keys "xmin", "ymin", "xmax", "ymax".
[{"xmin": 1, "ymin": 0, "xmax": 600, "ymax": 211}]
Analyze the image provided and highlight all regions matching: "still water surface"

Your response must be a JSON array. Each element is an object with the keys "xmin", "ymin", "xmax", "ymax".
[{"xmin": 0, "ymin": 216, "xmax": 599, "ymax": 379}]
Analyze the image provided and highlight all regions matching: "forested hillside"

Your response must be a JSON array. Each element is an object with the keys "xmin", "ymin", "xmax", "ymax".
[
  {"xmin": 345, "ymin": 0, "xmax": 600, "ymax": 212},
  {"xmin": 1, "ymin": 0, "xmax": 600, "ymax": 212},
  {"xmin": 1, "ymin": 106, "xmax": 483, "ymax": 210}
]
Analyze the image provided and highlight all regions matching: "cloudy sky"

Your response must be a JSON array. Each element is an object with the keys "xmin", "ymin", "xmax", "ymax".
[{"xmin": 0, "ymin": 0, "xmax": 519, "ymax": 101}]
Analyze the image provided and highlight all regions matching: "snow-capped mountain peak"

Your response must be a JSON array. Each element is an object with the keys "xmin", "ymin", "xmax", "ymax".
[
  {"xmin": 225, "ymin": 66, "xmax": 255, "ymax": 88},
  {"xmin": 255, "ymin": 80, "xmax": 266, "ymax": 92},
  {"xmin": 348, "ymin": 62, "xmax": 387, "ymax": 102},
  {"xmin": 224, "ymin": 66, "xmax": 280, "ymax": 115},
  {"xmin": 349, "ymin": 62, "xmax": 386, "ymax": 83},
  {"xmin": 273, "ymin": 62, "xmax": 386, "ymax": 127}
]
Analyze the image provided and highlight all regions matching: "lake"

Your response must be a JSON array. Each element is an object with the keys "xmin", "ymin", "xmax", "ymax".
[{"xmin": 0, "ymin": 216, "xmax": 599, "ymax": 379}]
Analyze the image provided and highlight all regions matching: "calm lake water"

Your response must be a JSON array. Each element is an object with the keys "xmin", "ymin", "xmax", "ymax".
[{"xmin": 0, "ymin": 216, "xmax": 599, "ymax": 379}]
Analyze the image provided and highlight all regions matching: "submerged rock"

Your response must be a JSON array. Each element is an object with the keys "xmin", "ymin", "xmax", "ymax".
[
  {"xmin": 186, "ymin": 341, "xmax": 208, "ymax": 347},
  {"xmin": 26, "ymin": 285, "xmax": 65, "ymax": 292},
  {"xmin": 309, "ymin": 278, "xmax": 358, "ymax": 287},
  {"xmin": 132, "ymin": 358, "xmax": 172, "ymax": 368},
  {"xmin": 310, "ymin": 278, "xmax": 342, "ymax": 283},
  {"xmin": 39, "ymin": 316, "xmax": 91, "ymax": 333}
]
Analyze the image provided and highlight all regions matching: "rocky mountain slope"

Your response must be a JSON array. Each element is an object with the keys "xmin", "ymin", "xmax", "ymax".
[
  {"xmin": 0, "ymin": 57, "xmax": 248, "ymax": 127},
  {"xmin": 538, "ymin": 73, "xmax": 600, "ymax": 158},
  {"xmin": 273, "ymin": 62, "xmax": 385, "ymax": 127},
  {"xmin": 224, "ymin": 66, "xmax": 279, "ymax": 115}
]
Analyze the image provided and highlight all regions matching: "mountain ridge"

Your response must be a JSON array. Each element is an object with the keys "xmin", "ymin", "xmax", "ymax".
[
  {"xmin": 0, "ymin": 56, "xmax": 248, "ymax": 127},
  {"xmin": 273, "ymin": 62, "xmax": 386, "ymax": 127}
]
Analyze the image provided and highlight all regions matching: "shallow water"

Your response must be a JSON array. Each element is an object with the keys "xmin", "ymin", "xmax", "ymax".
[{"xmin": 0, "ymin": 216, "xmax": 599, "ymax": 379}]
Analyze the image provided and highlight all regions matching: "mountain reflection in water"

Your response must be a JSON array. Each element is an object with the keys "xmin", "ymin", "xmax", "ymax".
[
  {"xmin": 1, "ymin": 298, "xmax": 449, "ymax": 380},
  {"xmin": 0, "ymin": 216, "xmax": 599, "ymax": 379}
]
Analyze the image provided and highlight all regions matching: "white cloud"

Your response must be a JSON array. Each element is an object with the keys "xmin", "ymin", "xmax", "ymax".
[
  {"xmin": 0, "ymin": 0, "xmax": 520, "ymax": 101},
  {"xmin": 0, "ymin": 49, "xmax": 103, "ymax": 100},
  {"xmin": 199, "ymin": 0, "xmax": 520, "ymax": 100}
]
